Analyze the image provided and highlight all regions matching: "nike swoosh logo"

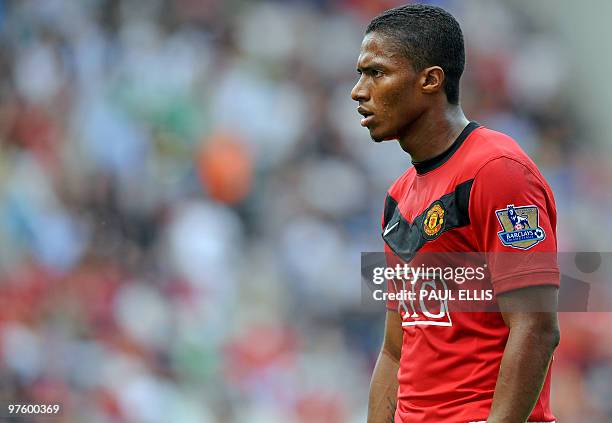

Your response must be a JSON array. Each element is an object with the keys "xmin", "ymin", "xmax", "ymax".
[{"xmin": 383, "ymin": 221, "xmax": 399, "ymax": 237}]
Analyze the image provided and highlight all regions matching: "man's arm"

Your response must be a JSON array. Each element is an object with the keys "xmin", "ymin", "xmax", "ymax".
[
  {"xmin": 487, "ymin": 285, "xmax": 560, "ymax": 423},
  {"xmin": 368, "ymin": 310, "xmax": 402, "ymax": 423}
]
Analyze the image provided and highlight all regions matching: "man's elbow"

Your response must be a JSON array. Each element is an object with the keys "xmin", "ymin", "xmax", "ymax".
[
  {"xmin": 548, "ymin": 326, "xmax": 561, "ymax": 350},
  {"xmin": 533, "ymin": 322, "xmax": 560, "ymax": 352},
  {"xmin": 512, "ymin": 317, "xmax": 560, "ymax": 352},
  {"xmin": 381, "ymin": 342, "xmax": 401, "ymax": 364}
]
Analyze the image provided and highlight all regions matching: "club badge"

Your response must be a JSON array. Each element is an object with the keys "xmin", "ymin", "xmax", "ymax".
[{"xmin": 423, "ymin": 202, "xmax": 445, "ymax": 238}]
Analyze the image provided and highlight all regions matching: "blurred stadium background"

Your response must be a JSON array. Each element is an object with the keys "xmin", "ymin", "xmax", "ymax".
[{"xmin": 0, "ymin": 0, "xmax": 610, "ymax": 422}]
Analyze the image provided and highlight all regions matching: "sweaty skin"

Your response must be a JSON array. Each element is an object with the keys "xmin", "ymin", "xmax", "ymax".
[{"xmin": 351, "ymin": 32, "xmax": 469, "ymax": 162}]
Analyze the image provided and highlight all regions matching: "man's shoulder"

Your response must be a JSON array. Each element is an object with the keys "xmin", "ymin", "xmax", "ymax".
[
  {"xmin": 467, "ymin": 127, "xmax": 555, "ymax": 202},
  {"xmin": 462, "ymin": 126, "xmax": 541, "ymax": 177}
]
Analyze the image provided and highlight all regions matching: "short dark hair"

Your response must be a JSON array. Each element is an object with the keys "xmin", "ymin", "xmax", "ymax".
[{"xmin": 366, "ymin": 4, "xmax": 465, "ymax": 104}]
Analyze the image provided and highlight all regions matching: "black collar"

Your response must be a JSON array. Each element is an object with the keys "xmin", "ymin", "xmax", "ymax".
[{"xmin": 412, "ymin": 121, "xmax": 480, "ymax": 175}]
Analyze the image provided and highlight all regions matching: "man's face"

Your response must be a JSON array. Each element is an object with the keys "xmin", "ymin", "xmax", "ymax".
[{"xmin": 351, "ymin": 32, "xmax": 423, "ymax": 142}]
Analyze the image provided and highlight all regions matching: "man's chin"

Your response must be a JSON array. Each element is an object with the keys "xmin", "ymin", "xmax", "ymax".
[
  {"xmin": 369, "ymin": 130, "xmax": 393, "ymax": 143},
  {"xmin": 367, "ymin": 128, "xmax": 384, "ymax": 143}
]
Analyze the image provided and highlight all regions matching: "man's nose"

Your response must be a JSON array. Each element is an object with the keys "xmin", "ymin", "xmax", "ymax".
[{"xmin": 351, "ymin": 78, "xmax": 369, "ymax": 102}]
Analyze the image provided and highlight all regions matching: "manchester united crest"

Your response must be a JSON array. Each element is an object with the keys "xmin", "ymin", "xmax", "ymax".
[{"xmin": 423, "ymin": 202, "xmax": 445, "ymax": 238}]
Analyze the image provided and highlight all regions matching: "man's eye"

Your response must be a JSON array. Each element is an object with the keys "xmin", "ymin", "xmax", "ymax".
[{"xmin": 372, "ymin": 70, "xmax": 383, "ymax": 78}]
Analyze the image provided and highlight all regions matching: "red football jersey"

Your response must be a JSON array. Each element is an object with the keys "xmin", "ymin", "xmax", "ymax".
[{"xmin": 382, "ymin": 122, "xmax": 559, "ymax": 423}]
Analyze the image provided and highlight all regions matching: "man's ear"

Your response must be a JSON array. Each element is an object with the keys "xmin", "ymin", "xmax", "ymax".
[{"xmin": 421, "ymin": 66, "xmax": 445, "ymax": 95}]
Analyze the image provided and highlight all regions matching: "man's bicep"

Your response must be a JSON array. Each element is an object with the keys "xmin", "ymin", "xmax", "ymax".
[
  {"xmin": 382, "ymin": 310, "xmax": 403, "ymax": 362},
  {"xmin": 496, "ymin": 285, "xmax": 560, "ymax": 331}
]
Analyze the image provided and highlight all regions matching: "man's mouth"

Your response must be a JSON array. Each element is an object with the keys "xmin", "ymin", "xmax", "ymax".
[{"xmin": 357, "ymin": 107, "xmax": 374, "ymax": 127}]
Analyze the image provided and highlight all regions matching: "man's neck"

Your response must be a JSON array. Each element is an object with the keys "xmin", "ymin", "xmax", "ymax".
[{"xmin": 398, "ymin": 106, "xmax": 470, "ymax": 163}]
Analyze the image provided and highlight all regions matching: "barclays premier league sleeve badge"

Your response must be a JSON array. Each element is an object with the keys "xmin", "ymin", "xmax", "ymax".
[{"xmin": 495, "ymin": 204, "xmax": 546, "ymax": 249}]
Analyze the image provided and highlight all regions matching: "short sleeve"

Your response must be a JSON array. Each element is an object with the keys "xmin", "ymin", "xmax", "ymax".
[{"xmin": 469, "ymin": 157, "xmax": 560, "ymax": 295}]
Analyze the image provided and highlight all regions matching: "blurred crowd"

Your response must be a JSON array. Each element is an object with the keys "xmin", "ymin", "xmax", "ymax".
[{"xmin": 0, "ymin": 0, "xmax": 610, "ymax": 422}]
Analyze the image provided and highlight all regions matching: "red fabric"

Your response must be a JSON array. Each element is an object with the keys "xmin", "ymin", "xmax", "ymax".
[
  {"xmin": 382, "ymin": 125, "xmax": 558, "ymax": 423},
  {"xmin": 469, "ymin": 156, "xmax": 560, "ymax": 295}
]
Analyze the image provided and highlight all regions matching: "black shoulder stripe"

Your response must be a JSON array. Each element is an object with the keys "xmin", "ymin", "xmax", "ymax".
[
  {"xmin": 451, "ymin": 178, "xmax": 473, "ymax": 228},
  {"xmin": 382, "ymin": 194, "xmax": 398, "ymax": 230},
  {"xmin": 382, "ymin": 179, "xmax": 474, "ymax": 262}
]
